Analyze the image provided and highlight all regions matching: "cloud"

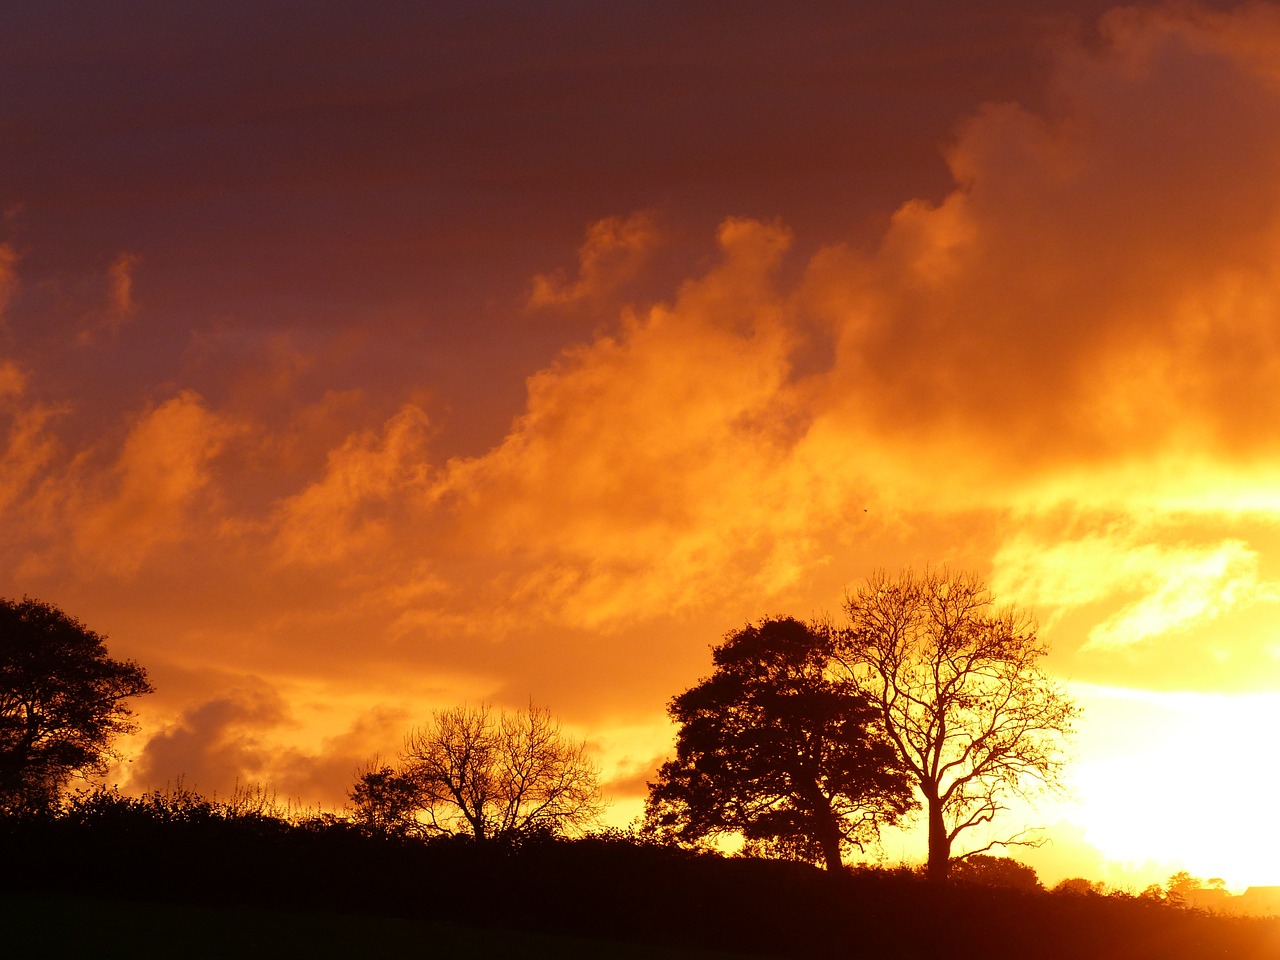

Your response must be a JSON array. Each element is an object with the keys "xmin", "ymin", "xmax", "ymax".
[
  {"xmin": 1086, "ymin": 542, "xmax": 1261, "ymax": 650},
  {"xmin": 992, "ymin": 531, "xmax": 1267, "ymax": 649},
  {"xmin": 75, "ymin": 251, "xmax": 142, "ymax": 346},
  {"xmin": 528, "ymin": 212, "xmax": 661, "ymax": 308},
  {"xmin": 269, "ymin": 704, "xmax": 412, "ymax": 809},
  {"xmin": 0, "ymin": 364, "xmax": 63, "ymax": 518},
  {"xmin": 435, "ymin": 217, "xmax": 847, "ymax": 628},
  {"xmin": 130, "ymin": 684, "xmax": 289, "ymax": 795},
  {"xmin": 69, "ymin": 391, "xmax": 240, "ymax": 575},
  {"xmin": 0, "ymin": 243, "xmax": 15, "ymax": 321},
  {"xmin": 424, "ymin": 0, "xmax": 1280, "ymax": 632},
  {"xmin": 799, "ymin": 4, "xmax": 1280, "ymax": 508},
  {"xmin": 234, "ymin": 0, "xmax": 1280, "ymax": 684},
  {"xmin": 24, "ymin": 3, "xmax": 1280, "ymax": 660},
  {"xmin": 108, "ymin": 252, "xmax": 139, "ymax": 319},
  {"xmin": 272, "ymin": 404, "xmax": 432, "ymax": 566},
  {"xmin": 0, "ymin": 360, "xmax": 24, "ymax": 399}
]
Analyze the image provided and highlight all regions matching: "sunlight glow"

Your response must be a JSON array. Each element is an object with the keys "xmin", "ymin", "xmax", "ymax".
[{"xmin": 1069, "ymin": 685, "xmax": 1280, "ymax": 890}]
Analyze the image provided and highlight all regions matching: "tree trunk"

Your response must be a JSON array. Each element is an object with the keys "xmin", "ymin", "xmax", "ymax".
[
  {"xmin": 820, "ymin": 829, "xmax": 844, "ymax": 873},
  {"xmin": 809, "ymin": 804, "xmax": 844, "ymax": 872},
  {"xmin": 926, "ymin": 795, "xmax": 950, "ymax": 882}
]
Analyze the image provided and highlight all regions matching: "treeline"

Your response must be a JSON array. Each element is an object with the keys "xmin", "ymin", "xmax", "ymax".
[
  {"xmin": 352, "ymin": 571, "xmax": 1078, "ymax": 885},
  {"xmin": 5, "ymin": 588, "xmax": 1279, "ymax": 957},
  {"xmin": 2, "ymin": 787, "xmax": 1278, "ymax": 960}
]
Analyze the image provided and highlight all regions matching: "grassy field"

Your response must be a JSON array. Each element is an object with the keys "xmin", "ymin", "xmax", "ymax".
[{"xmin": 0, "ymin": 894, "xmax": 773, "ymax": 960}]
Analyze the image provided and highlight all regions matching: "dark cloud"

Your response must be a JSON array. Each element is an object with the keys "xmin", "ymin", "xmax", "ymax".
[
  {"xmin": 1, "ymin": 0, "xmax": 1139, "ymax": 458},
  {"xmin": 130, "ymin": 685, "xmax": 288, "ymax": 795}
]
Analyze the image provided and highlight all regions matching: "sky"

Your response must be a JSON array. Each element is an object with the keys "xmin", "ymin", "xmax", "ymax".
[{"xmin": 4, "ymin": 0, "xmax": 1280, "ymax": 891}]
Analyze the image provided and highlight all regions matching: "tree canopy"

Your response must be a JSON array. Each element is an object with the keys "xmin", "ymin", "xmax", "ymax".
[
  {"xmin": 0, "ymin": 596, "xmax": 154, "ymax": 811},
  {"xmin": 949, "ymin": 854, "xmax": 1041, "ymax": 891},
  {"xmin": 645, "ymin": 617, "xmax": 916, "ymax": 871},
  {"xmin": 352, "ymin": 703, "xmax": 604, "ymax": 841},
  {"xmin": 839, "ymin": 569, "xmax": 1077, "ymax": 881}
]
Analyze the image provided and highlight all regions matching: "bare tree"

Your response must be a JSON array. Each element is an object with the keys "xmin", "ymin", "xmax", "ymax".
[
  {"xmin": 837, "ymin": 569, "xmax": 1077, "ymax": 882},
  {"xmin": 398, "ymin": 703, "xmax": 604, "ymax": 841}
]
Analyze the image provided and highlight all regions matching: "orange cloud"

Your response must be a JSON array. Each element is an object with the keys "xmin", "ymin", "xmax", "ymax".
[
  {"xmin": 437, "ymin": 218, "xmax": 842, "ymax": 628},
  {"xmin": 529, "ymin": 211, "xmax": 661, "ymax": 307},
  {"xmin": 68, "ymin": 391, "xmax": 240, "ymax": 576},
  {"xmin": 0, "ymin": 364, "xmax": 64, "ymax": 519},
  {"xmin": 0, "ymin": 243, "xmax": 16, "ymax": 321},
  {"xmin": 75, "ymin": 251, "xmax": 142, "ymax": 346},
  {"xmin": 992, "ymin": 531, "xmax": 1269, "ymax": 647},
  {"xmin": 272, "ymin": 404, "xmax": 432, "ymax": 566},
  {"xmin": 108, "ymin": 252, "xmax": 138, "ymax": 320},
  {"xmin": 264, "ymin": 0, "xmax": 1280, "ymax": 686},
  {"xmin": 801, "ymin": 4, "xmax": 1280, "ymax": 507},
  {"xmin": 129, "ymin": 683, "xmax": 289, "ymax": 795}
]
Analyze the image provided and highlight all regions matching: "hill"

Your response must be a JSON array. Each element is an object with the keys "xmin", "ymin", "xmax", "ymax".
[{"xmin": 1, "ymin": 796, "xmax": 1276, "ymax": 959}]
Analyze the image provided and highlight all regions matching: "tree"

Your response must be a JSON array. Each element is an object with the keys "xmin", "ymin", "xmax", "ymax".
[
  {"xmin": 1053, "ymin": 877, "xmax": 1104, "ymax": 896},
  {"xmin": 645, "ymin": 618, "xmax": 916, "ymax": 871},
  {"xmin": 391, "ymin": 702, "xmax": 603, "ymax": 841},
  {"xmin": 949, "ymin": 853, "xmax": 1041, "ymax": 891},
  {"xmin": 348, "ymin": 758, "xmax": 421, "ymax": 837},
  {"xmin": 1165, "ymin": 871, "xmax": 1223, "ymax": 908},
  {"xmin": 0, "ymin": 597, "xmax": 154, "ymax": 812},
  {"xmin": 838, "ymin": 569, "xmax": 1077, "ymax": 882}
]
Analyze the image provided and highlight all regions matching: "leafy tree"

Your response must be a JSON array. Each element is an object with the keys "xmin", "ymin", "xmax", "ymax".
[
  {"xmin": 1053, "ymin": 877, "xmax": 1104, "ymax": 896},
  {"xmin": 0, "ymin": 597, "xmax": 153, "ymax": 812},
  {"xmin": 348, "ymin": 759, "xmax": 421, "ymax": 837},
  {"xmin": 949, "ymin": 853, "xmax": 1041, "ymax": 891},
  {"xmin": 645, "ymin": 617, "xmax": 916, "ymax": 871},
  {"xmin": 839, "ymin": 569, "xmax": 1077, "ymax": 882},
  {"xmin": 1165, "ymin": 871, "xmax": 1212, "ymax": 907},
  {"xmin": 387, "ymin": 702, "xmax": 603, "ymax": 841}
]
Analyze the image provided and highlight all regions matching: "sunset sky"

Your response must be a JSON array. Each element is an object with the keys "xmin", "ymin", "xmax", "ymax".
[{"xmin": 5, "ymin": 0, "xmax": 1280, "ymax": 890}]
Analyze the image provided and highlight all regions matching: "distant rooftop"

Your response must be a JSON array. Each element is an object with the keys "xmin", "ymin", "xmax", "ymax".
[{"xmin": 1185, "ymin": 886, "xmax": 1280, "ymax": 917}]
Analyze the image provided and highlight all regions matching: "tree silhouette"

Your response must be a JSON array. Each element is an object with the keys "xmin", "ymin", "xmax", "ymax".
[
  {"xmin": 949, "ymin": 853, "xmax": 1041, "ymax": 891},
  {"xmin": 348, "ymin": 758, "xmax": 421, "ymax": 837},
  {"xmin": 839, "ymin": 570, "xmax": 1077, "ymax": 882},
  {"xmin": 645, "ymin": 617, "xmax": 916, "ymax": 871},
  {"xmin": 386, "ymin": 702, "xmax": 603, "ymax": 841},
  {"xmin": 1164, "ymin": 871, "xmax": 1226, "ymax": 908},
  {"xmin": 1053, "ymin": 877, "xmax": 1103, "ymax": 896},
  {"xmin": 0, "ymin": 596, "xmax": 153, "ymax": 812}
]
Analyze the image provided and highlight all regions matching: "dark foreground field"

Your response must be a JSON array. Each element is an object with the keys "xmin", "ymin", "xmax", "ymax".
[
  {"xmin": 3, "ymin": 799, "xmax": 1278, "ymax": 959},
  {"xmin": 0, "ymin": 895, "xmax": 762, "ymax": 960}
]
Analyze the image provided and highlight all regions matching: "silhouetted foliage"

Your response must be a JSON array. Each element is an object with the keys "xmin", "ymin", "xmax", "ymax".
[
  {"xmin": 839, "ymin": 570, "xmax": 1078, "ymax": 881},
  {"xmin": 1163, "ymin": 871, "xmax": 1228, "ymax": 909},
  {"xmin": 1165, "ymin": 870, "xmax": 1200, "ymax": 906},
  {"xmin": 349, "ymin": 759, "xmax": 421, "ymax": 838},
  {"xmin": 2, "ymin": 795, "xmax": 1277, "ymax": 960},
  {"xmin": 0, "ymin": 597, "xmax": 153, "ymax": 812},
  {"xmin": 645, "ymin": 617, "xmax": 916, "ymax": 871},
  {"xmin": 1054, "ymin": 877, "xmax": 1105, "ymax": 896},
  {"xmin": 950, "ymin": 854, "xmax": 1041, "ymax": 891},
  {"xmin": 372, "ymin": 702, "xmax": 604, "ymax": 841}
]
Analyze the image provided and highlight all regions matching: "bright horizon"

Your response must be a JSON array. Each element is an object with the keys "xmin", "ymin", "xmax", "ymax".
[{"xmin": 5, "ymin": 0, "xmax": 1280, "ymax": 894}]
